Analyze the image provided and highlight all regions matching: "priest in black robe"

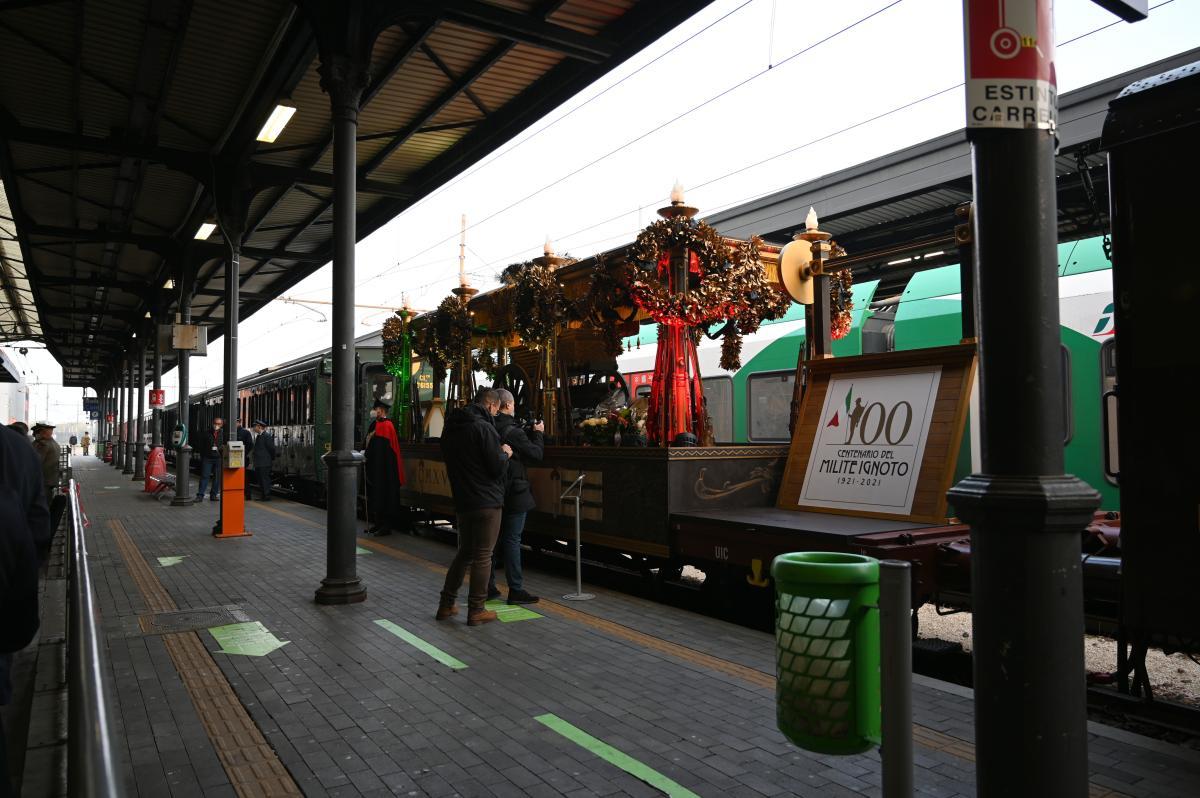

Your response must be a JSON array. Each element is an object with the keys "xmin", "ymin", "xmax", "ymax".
[{"xmin": 364, "ymin": 399, "xmax": 406, "ymax": 535}]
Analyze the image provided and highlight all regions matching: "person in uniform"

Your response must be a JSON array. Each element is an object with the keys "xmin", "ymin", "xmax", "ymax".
[
  {"xmin": 195, "ymin": 417, "xmax": 224, "ymax": 502},
  {"xmin": 250, "ymin": 420, "xmax": 276, "ymax": 501},
  {"xmin": 236, "ymin": 423, "xmax": 254, "ymax": 501},
  {"xmin": 81, "ymin": 432, "xmax": 91, "ymax": 456},
  {"xmin": 364, "ymin": 400, "xmax": 405, "ymax": 535}
]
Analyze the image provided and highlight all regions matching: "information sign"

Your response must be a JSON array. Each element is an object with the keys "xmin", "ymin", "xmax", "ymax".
[
  {"xmin": 83, "ymin": 397, "xmax": 99, "ymax": 412},
  {"xmin": 964, "ymin": 0, "xmax": 1056, "ymax": 130},
  {"xmin": 798, "ymin": 367, "xmax": 942, "ymax": 515}
]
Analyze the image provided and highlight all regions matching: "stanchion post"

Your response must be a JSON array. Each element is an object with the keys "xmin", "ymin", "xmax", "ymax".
[
  {"xmin": 879, "ymin": 560, "xmax": 913, "ymax": 798},
  {"xmin": 560, "ymin": 474, "xmax": 593, "ymax": 601}
]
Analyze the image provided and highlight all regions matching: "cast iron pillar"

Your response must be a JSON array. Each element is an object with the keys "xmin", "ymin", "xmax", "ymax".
[
  {"xmin": 948, "ymin": 4, "xmax": 1099, "ymax": 794},
  {"xmin": 171, "ymin": 272, "xmax": 195, "ymax": 507},
  {"xmin": 124, "ymin": 355, "xmax": 136, "ymax": 474},
  {"xmin": 212, "ymin": 167, "xmax": 251, "ymax": 535},
  {"xmin": 152, "ymin": 317, "xmax": 163, "ymax": 449},
  {"xmin": 113, "ymin": 378, "xmax": 122, "ymax": 467},
  {"xmin": 133, "ymin": 342, "xmax": 146, "ymax": 480},
  {"xmin": 304, "ymin": 2, "xmax": 386, "ymax": 605},
  {"xmin": 117, "ymin": 360, "xmax": 128, "ymax": 471}
]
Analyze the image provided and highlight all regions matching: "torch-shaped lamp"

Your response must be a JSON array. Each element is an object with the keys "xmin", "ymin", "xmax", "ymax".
[
  {"xmin": 647, "ymin": 182, "xmax": 706, "ymax": 446},
  {"xmin": 531, "ymin": 237, "xmax": 569, "ymax": 439}
]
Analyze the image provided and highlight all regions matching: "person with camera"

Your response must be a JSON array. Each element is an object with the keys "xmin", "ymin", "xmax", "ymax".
[{"xmin": 486, "ymin": 388, "xmax": 543, "ymax": 605}]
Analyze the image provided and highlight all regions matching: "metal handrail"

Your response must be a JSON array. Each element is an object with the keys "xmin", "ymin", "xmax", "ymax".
[{"xmin": 65, "ymin": 479, "xmax": 127, "ymax": 797}]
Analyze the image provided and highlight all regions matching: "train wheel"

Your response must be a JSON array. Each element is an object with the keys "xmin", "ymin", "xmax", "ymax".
[{"xmin": 493, "ymin": 364, "xmax": 533, "ymax": 418}]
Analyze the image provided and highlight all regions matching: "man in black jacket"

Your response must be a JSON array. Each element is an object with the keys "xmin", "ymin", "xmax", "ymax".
[
  {"xmin": 437, "ymin": 389, "xmax": 512, "ymax": 626},
  {"xmin": 487, "ymin": 388, "xmax": 543, "ymax": 604},
  {"xmin": 249, "ymin": 420, "xmax": 276, "ymax": 501},
  {"xmin": 236, "ymin": 423, "xmax": 254, "ymax": 501},
  {"xmin": 195, "ymin": 417, "xmax": 224, "ymax": 502}
]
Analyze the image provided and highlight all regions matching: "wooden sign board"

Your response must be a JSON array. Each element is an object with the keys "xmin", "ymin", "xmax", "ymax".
[{"xmin": 776, "ymin": 344, "xmax": 977, "ymax": 524}]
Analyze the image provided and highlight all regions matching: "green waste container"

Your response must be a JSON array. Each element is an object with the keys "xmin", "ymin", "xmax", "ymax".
[{"xmin": 772, "ymin": 552, "xmax": 881, "ymax": 755}]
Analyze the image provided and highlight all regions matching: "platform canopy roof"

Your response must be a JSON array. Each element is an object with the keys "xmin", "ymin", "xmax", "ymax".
[
  {"xmin": 707, "ymin": 48, "xmax": 1200, "ymax": 291},
  {"xmin": 0, "ymin": 0, "xmax": 713, "ymax": 387}
]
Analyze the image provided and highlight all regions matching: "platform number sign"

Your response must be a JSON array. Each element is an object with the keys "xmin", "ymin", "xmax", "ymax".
[
  {"xmin": 964, "ymin": 0, "xmax": 1056, "ymax": 130},
  {"xmin": 799, "ymin": 366, "xmax": 942, "ymax": 516}
]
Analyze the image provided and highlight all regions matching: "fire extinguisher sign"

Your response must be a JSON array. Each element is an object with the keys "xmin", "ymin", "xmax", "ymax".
[{"xmin": 964, "ymin": 0, "xmax": 1057, "ymax": 130}]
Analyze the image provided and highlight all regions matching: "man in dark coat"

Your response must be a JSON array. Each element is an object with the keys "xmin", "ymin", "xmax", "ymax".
[
  {"xmin": 236, "ymin": 423, "xmax": 254, "ymax": 500},
  {"xmin": 436, "ymin": 389, "xmax": 512, "ymax": 626},
  {"xmin": 195, "ymin": 417, "xmax": 224, "ymax": 502},
  {"xmin": 249, "ymin": 420, "xmax": 276, "ymax": 501},
  {"xmin": 487, "ymin": 388, "xmax": 543, "ymax": 604},
  {"xmin": 1, "ymin": 424, "xmax": 51, "ymax": 788},
  {"xmin": 364, "ymin": 400, "xmax": 405, "ymax": 535}
]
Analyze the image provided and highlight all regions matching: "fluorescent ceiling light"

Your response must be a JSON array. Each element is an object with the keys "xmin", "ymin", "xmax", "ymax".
[
  {"xmin": 256, "ymin": 103, "xmax": 297, "ymax": 143},
  {"xmin": 925, "ymin": 251, "xmax": 945, "ymax": 257},
  {"xmin": 194, "ymin": 222, "xmax": 216, "ymax": 240},
  {"xmin": 887, "ymin": 257, "xmax": 912, "ymax": 265}
]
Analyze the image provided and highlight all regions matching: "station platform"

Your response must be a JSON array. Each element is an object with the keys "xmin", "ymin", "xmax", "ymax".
[{"xmin": 29, "ymin": 457, "xmax": 1200, "ymax": 797}]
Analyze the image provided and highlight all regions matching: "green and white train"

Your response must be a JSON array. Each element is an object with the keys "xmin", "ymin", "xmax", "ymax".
[{"xmin": 617, "ymin": 234, "xmax": 1119, "ymax": 510}]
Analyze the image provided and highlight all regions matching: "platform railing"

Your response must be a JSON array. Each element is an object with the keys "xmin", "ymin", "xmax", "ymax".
[{"xmin": 65, "ymin": 479, "xmax": 128, "ymax": 797}]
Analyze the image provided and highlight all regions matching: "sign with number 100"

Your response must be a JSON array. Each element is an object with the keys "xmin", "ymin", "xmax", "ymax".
[{"xmin": 800, "ymin": 366, "xmax": 943, "ymax": 514}]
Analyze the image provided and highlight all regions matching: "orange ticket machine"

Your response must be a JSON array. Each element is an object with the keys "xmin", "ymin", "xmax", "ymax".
[{"xmin": 212, "ymin": 441, "xmax": 251, "ymax": 538}]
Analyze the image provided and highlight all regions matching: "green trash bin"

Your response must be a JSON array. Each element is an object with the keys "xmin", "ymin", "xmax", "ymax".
[{"xmin": 772, "ymin": 552, "xmax": 881, "ymax": 755}]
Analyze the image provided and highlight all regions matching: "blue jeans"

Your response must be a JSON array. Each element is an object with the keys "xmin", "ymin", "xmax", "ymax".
[
  {"xmin": 197, "ymin": 458, "xmax": 221, "ymax": 499},
  {"xmin": 488, "ymin": 511, "xmax": 527, "ymax": 593}
]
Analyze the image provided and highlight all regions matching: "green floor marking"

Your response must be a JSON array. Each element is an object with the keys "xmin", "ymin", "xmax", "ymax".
[
  {"xmin": 356, "ymin": 546, "xmax": 372, "ymax": 555},
  {"xmin": 484, "ymin": 600, "xmax": 543, "ymax": 622},
  {"xmin": 373, "ymin": 619, "xmax": 467, "ymax": 670},
  {"xmin": 156, "ymin": 556, "xmax": 185, "ymax": 567},
  {"xmin": 535, "ymin": 713, "xmax": 700, "ymax": 798},
  {"xmin": 209, "ymin": 621, "xmax": 289, "ymax": 656}
]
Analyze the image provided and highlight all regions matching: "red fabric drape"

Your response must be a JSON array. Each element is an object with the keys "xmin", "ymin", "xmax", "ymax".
[
  {"xmin": 647, "ymin": 320, "xmax": 704, "ymax": 445},
  {"xmin": 373, "ymin": 418, "xmax": 406, "ymax": 484}
]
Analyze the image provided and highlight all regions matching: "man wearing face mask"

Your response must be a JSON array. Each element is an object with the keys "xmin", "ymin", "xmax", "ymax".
[{"xmin": 195, "ymin": 417, "xmax": 224, "ymax": 503}]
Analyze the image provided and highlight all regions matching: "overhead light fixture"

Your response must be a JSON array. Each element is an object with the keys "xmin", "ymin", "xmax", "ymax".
[
  {"xmin": 144, "ymin": 311, "xmax": 151, "ymax": 319},
  {"xmin": 194, "ymin": 222, "xmax": 217, "ymax": 240},
  {"xmin": 887, "ymin": 257, "xmax": 913, "ymax": 265},
  {"xmin": 164, "ymin": 278, "xmax": 175, "ymax": 290},
  {"xmin": 256, "ymin": 102, "xmax": 297, "ymax": 143}
]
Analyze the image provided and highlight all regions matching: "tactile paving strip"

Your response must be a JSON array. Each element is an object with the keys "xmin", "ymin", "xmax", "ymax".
[{"xmin": 109, "ymin": 519, "xmax": 301, "ymax": 797}]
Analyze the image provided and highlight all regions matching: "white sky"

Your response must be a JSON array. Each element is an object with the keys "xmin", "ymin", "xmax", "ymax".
[{"xmin": 9, "ymin": 0, "xmax": 1199, "ymax": 426}]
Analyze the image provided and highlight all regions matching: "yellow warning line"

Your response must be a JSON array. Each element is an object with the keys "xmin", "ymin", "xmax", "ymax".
[
  {"xmin": 251, "ymin": 503, "xmax": 1134, "ymax": 797},
  {"xmin": 108, "ymin": 519, "xmax": 301, "ymax": 797}
]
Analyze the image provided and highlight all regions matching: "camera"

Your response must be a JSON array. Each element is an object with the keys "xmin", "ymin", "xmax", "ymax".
[{"xmin": 519, "ymin": 416, "xmax": 543, "ymax": 432}]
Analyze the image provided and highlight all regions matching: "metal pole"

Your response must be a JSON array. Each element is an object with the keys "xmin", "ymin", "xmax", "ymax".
[
  {"xmin": 879, "ymin": 560, "xmax": 913, "ymax": 798},
  {"xmin": 152, "ymin": 319, "xmax": 162, "ymax": 449},
  {"xmin": 114, "ymin": 365, "xmax": 124, "ymax": 469},
  {"xmin": 133, "ymin": 344, "xmax": 146, "ymax": 480},
  {"xmin": 561, "ymin": 475, "xmax": 593, "ymax": 601},
  {"xmin": 171, "ymin": 284, "xmax": 194, "ymax": 507},
  {"xmin": 122, "ymin": 357, "xmax": 134, "ymax": 474},
  {"xmin": 315, "ymin": 52, "xmax": 366, "ymax": 604},
  {"xmin": 949, "ymin": 5, "xmax": 1098, "ymax": 793}
]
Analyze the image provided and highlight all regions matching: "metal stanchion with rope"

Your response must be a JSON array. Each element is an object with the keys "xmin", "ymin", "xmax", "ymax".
[{"xmin": 559, "ymin": 474, "xmax": 594, "ymax": 601}]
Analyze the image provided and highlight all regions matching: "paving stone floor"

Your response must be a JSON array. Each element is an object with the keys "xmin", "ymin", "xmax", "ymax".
[{"xmin": 66, "ymin": 457, "xmax": 1200, "ymax": 797}]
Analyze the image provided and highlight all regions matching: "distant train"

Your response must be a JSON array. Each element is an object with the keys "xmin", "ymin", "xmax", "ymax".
[{"xmin": 0, "ymin": 347, "xmax": 30, "ymax": 427}]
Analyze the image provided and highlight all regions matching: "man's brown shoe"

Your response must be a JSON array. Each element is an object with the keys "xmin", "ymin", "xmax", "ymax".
[
  {"xmin": 466, "ymin": 609, "xmax": 498, "ymax": 626},
  {"xmin": 435, "ymin": 604, "xmax": 458, "ymax": 620}
]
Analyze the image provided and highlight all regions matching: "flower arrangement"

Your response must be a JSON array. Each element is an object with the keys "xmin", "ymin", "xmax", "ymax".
[{"xmin": 578, "ymin": 405, "xmax": 647, "ymax": 446}]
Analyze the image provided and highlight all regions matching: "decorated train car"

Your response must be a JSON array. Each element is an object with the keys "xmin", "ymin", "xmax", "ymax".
[{"xmin": 616, "ymin": 233, "xmax": 1119, "ymax": 510}]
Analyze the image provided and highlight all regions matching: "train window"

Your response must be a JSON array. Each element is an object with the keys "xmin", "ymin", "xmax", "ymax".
[
  {"xmin": 367, "ymin": 368, "xmax": 393, "ymax": 405},
  {"xmin": 1061, "ymin": 344, "xmax": 1073, "ymax": 446},
  {"xmin": 702, "ymin": 377, "xmax": 733, "ymax": 443},
  {"xmin": 1100, "ymin": 338, "xmax": 1118, "ymax": 484},
  {"xmin": 747, "ymin": 371, "xmax": 795, "ymax": 442}
]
